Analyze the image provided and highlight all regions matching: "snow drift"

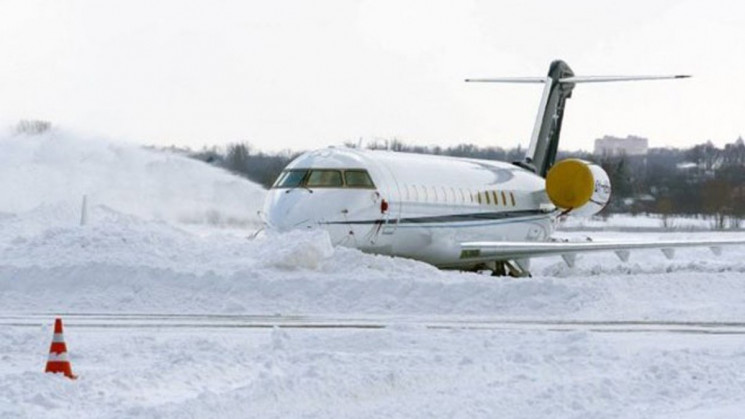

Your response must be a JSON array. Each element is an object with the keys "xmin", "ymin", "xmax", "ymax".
[{"xmin": 0, "ymin": 127, "xmax": 265, "ymax": 228}]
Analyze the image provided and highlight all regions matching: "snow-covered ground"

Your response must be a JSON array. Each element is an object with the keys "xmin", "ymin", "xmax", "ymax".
[
  {"xmin": 2, "ymin": 130, "xmax": 745, "ymax": 418},
  {"xmin": 5, "ymin": 322, "xmax": 745, "ymax": 418}
]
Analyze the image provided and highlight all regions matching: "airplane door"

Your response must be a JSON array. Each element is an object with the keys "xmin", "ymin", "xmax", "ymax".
[{"xmin": 369, "ymin": 159, "xmax": 402, "ymax": 235}]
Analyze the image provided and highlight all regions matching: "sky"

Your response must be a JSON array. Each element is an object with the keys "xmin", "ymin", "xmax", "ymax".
[{"xmin": 1, "ymin": 0, "xmax": 744, "ymax": 152}]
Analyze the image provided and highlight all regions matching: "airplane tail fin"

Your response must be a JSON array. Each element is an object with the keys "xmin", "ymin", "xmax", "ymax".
[{"xmin": 466, "ymin": 60, "xmax": 689, "ymax": 177}]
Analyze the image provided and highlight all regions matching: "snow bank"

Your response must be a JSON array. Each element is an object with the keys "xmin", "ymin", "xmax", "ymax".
[
  {"xmin": 0, "ymin": 128, "xmax": 265, "ymax": 228},
  {"xmin": 2, "ymin": 204, "xmax": 745, "ymax": 321}
]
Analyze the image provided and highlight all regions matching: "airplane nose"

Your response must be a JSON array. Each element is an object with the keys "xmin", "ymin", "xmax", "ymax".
[
  {"xmin": 263, "ymin": 189, "xmax": 317, "ymax": 231},
  {"xmin": 267, "ymin": 208, "xmax": 314, "ymax": 231}
]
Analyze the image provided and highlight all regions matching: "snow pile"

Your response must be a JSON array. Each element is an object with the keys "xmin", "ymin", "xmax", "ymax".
[
  {"xmin": 261, "ymin": 230, "xmax": 335, "ymax": 270},
  {"xmin": 2, "ymin": 204, "xmax": 745, "ymax": 321},
  {"xmin": 0, "ymin": 128, "xmax": 265, "ymax": 228},
  {"xmin": 0, "ymin": 203, "xmax": 574, "ymax": 315}
]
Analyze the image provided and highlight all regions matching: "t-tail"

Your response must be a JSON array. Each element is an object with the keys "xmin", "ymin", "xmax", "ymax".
[{"xmin": 466, "ymin": 60, "xmax": 690, "ymax": 177}]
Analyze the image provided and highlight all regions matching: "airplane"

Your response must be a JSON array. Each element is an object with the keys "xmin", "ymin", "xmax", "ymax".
[{"xmin": 262, "ymin": 60, "xmax": 745, "ymax": 276}]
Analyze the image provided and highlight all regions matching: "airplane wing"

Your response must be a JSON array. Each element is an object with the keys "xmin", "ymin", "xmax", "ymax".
[{"xmin": 460, "ymin": 238, "xmax": 745, "ymax": 267}]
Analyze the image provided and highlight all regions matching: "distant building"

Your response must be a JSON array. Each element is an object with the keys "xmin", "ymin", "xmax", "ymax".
[{"xmin": 594, "ymin": 135, "xmax": 648, "ymax": 156}]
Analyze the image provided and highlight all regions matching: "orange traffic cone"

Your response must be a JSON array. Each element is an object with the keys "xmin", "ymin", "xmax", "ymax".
[{"xmin": 44, "ymin": 318, "xmax": 77, "ymax": 379}]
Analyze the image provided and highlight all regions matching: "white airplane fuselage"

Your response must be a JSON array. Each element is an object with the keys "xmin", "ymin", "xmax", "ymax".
[{"xmin": 263, "ymin": 147, "xmax": 556, "ymax": 268}]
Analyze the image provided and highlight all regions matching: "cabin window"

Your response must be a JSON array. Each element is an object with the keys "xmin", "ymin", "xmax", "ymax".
[
  {"xmin": 501, "ymin": 191, "xmax": 508, "ymax": 206},
  {"xmin": 477, "ymin": 192, "xmax": 482, "ymax": 205},
  {"xmin": 420, "ymin": 185, "xmax": 428, "ymax": 201},
  {"xmin": 492, "ymin": 191, "xmax": 499, "ymax": 206},
  {"xmin": 344, "ymin": 170, "xmax": 375, "ymax": 188},
  {"xmin": 510, "ymin": 192, "xmax": 516, "ymax": 206},
  {"xmin": 273, "ymin": 169, "xmax": 308, "ymax": 188},
  {"xmin": 484, "ymin": 191, "xmax": 491, "ymax": 205},
  {"xmin": 306, "ymin": 170, "xmax": 343, "ymax": 187}
]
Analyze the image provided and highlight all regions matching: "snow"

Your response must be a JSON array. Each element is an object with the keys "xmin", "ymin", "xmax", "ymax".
[
  {"xmin": 4, "ymin": 208, "xmax": 745, "ymax": 320},
  {"xmin": 0, "ymin": 128, "xmax": 265, "ymax": 229},
  {"xmin": 2, "ymin": 129, "xmax": 745, "ymax": 417},
  {"xmin": 4, "ymin": 324, "xmax": 745, "ymax": 418}
]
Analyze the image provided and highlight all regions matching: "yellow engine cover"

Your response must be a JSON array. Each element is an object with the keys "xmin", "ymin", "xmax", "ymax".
[{"xmin": 545, "ymin": 159, "xmax": 610, "ymax": 215}]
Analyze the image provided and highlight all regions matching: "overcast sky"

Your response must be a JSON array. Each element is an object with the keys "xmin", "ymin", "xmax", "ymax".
[{"xmin": 1, "ymin": 0, "xmax": 743, "ymax": 152}]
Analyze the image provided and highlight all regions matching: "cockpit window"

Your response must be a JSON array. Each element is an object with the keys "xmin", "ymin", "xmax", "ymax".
[
  {"xmin": 306, "ymin": 170, "xmax": 343, "ymax": 187},
  {"xmin": 274, "ymin": 169, "xmax": 308, "ymax": 188},
  {"xmin": 272, "ymin": 171, "xmax": 288, "ymax": 187},
  {"xmin": 272, "ymin": 168, "xmax": 376, "ymax": 189},
  {"xmin": 344, "ymin": 170, "xmax": 375, "ymax": 188}
]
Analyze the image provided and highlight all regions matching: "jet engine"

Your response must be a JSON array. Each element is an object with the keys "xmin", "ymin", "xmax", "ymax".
[{"xmin": 545, "ymin": 159, "xmax": 611, "ymax": 216}]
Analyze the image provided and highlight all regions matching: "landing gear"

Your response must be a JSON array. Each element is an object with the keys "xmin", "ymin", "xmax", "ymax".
[
  {"xmin": 492, "ymin": 262, "xmax": 507, "ymax": 277},
  {"xmin": 490, "ymin": 260, "xmax": 532, "ymax": 278}
]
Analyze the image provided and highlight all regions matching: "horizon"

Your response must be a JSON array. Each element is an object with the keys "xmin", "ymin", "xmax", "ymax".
[
  {"xmin": 146, "ymin": 132, "xmax": 745, "ymax": 156},
  {"xmin": 7, "ymin": 119, "xmax": 743, "ymax": 157}
]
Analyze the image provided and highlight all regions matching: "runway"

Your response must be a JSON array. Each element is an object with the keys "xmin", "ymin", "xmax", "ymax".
[{"xmin": 3, "ymin": 312, "xmax": 745, "ymax": 334}]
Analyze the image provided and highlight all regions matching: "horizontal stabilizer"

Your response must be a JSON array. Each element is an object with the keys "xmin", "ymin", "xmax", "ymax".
[
  {"xmin": 465, "ymin": 75, "xmax": 690, "ymax": 84},
  {"xmin": 465, "ymin": 77, "xmax": 548, "ymax": 84},
  {"xmin": 559, "ymin": 75, "xmax": 690, "ymax": 83}
]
